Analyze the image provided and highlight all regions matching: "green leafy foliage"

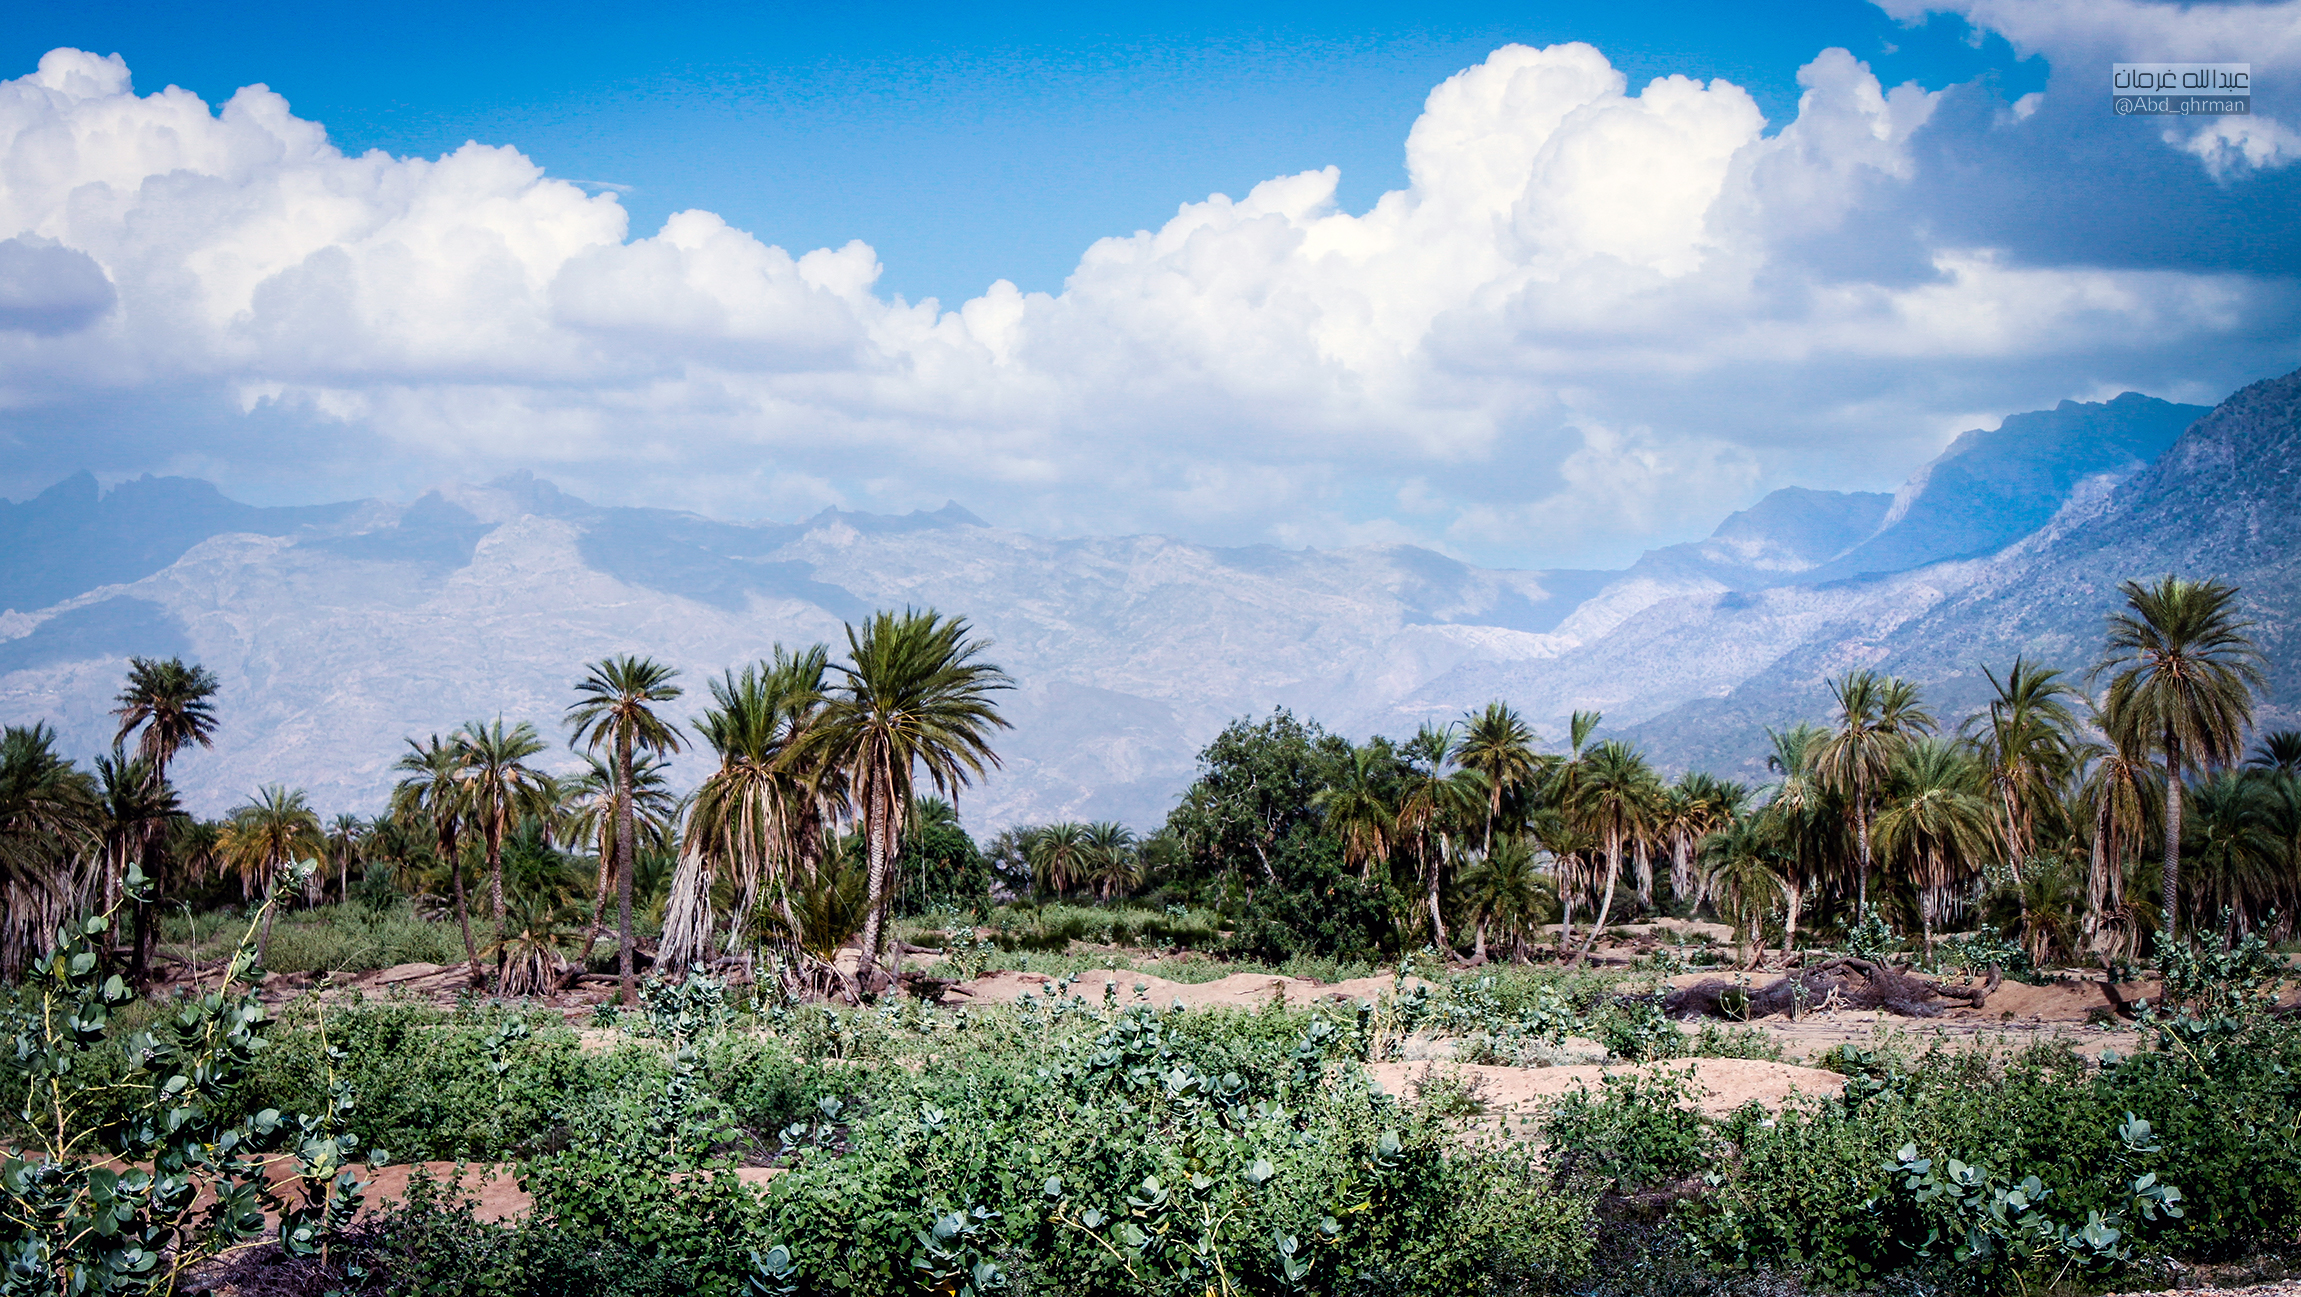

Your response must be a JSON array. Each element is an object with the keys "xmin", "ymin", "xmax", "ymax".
[{"xmin": 0, "ymin": 880, "xmax": 378, "ymax": 1294}]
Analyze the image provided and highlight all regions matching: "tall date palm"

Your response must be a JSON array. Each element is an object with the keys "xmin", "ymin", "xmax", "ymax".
[
  {"xmin": 567, "ymin": 656, "xmax": 687, "ymax": 1006},
  {"xmin": 455, "ymin": 717, "xmax": 553, "ymax": 921},
  {"xmin": 805, "ymin": 610, "xmax": 1010, "ymax": 986},
  {"xmin": 2094, "ymin": 576, "xmax": 2264, "ymax": 938},
  {"xmin": 1813, "ymin": 670, "xmax": 1936, "ymax": 911},
  {"xmin": 394, "ymin": 735, "xmax": 479, "ymax": 983}
]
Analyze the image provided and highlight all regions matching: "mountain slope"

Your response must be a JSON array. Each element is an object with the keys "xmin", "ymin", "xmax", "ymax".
[
  {"xmin": 1805, "ymin": 392, "xmax": 2206, "ymax": 581},
  {"xmin": 0, "ymin": 380, "xmax": 2277, "ymax": 825},
  {"xmin": 1610, "ymin": 374, "xmax": 2295, "ymax": 775}
]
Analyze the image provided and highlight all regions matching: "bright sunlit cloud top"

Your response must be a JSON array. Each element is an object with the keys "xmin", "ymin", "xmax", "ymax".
[{"xmin": 1, "ymin": 0, "xmax": 2297, "ymax": 569}]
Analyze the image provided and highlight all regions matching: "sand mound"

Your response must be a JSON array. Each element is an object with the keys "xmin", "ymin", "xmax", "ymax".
[
  {"xmin": 948, "ymin": 968, "xmax": 1433, "ymax": 1010},
  {"xmin": 1366, "ymin": 1058, "xmax": 1845, "ymax": 1118}
]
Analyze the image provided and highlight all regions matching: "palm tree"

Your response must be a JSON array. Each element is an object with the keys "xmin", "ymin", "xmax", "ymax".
[
  {"xmin": 0, "ymin": 725, "xmax": 98, "ymax": 977},
  {"xmin": 804, "ymin": 610, "xmax": 1011, "ymax": 987},
  {"xmin": 1567, "ymin": 739, "xmax": 1655, "ymax": 964},
  {"xmin": 1084, "ymin": 822, "xmax": 1140, "ymax": 902},
  {"xmin": 1964, "ymin": 658, "xmax": 2082, "ymax": 873},
  {"xmin": 92, "ymin": 749, "xmax": 178, "ymax": 978},
  {"xmin": 1668, "ymin": 771, "xmax": 1749, "ymax": 915},
  {"xmin": 1313, "ymin": 745, "xmax": 1396, "ymax": 881},
  {"xmin": 2246, "ymin": 730, "xmax": 2301, "ymax": 778},
  {"xmin": 1457, "ymin": 703, "xmax": 1544, "ymax": 859},
  {"xmin": 111, "ymin": 657, "xmax": 220, "ymax": 775},
  {"xmin": 1457, "ymin": 834, "xmax": 1553, "ymax": 963},
  {"xmin": 327, "ymin": 814, "xmax": 365, "ymax": 904},
  {"xmin": 1528, "ymin": 807, "xmax": 1594, "ymax": 959},
  {"xmin": 2078, "ymin": 697, "xmax": 2157, "ymax": 960},
  {"xmin": 1872, "ymin": 739, "xmax": 1997, "ymax": 954},
  {"xmin": 1684, "ymin": 768, "xmax": 1748, "ymax": 910},
  {"xmin": 670, "ymin": 648, "xmax": 833, "ymax": 972},
  {"xmin": 2184, "ymin": 772, "xmax": 2284, "ymax": 942},
  {"xmin": 567, "ymin": 656, "xmax": 687, "ymax": 1007},
  {"xmin": 1700, "ymin": 819, "xmax": 1783, "ymax": 969},
  {"xmin": 1395, "ymin": 723, "xmax": 1483, "ymax": 951},
  {"xmin": 2094, "ymin": 576, "xmax": 2266, "ymax": 938},
  {"xmin": 1029, "ymin": 822, "xmax": 1091, "ymax": 898},
  {"xmin": 1813, "ymin": 670, "xmax": 1936, "ymax": 911},
  {"xmin": 393, "ymin": 735, "xmax": 479, "ymax": 983},
  {"xmin": 455, "ymin": 717, "xmax": 553, "ymax": 922},
  {"xmin": 569, "ymin": 751, "xmax": 679, "ymax": 963},
  {"xmin": 218, "ymin": 785, "xmax": 324, "ymax": 967}
]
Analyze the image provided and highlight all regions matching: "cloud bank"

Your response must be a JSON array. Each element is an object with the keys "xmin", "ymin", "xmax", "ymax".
[{"xmin": 2, "ymin": 7, "xmax": 2297, "ymax": 567}]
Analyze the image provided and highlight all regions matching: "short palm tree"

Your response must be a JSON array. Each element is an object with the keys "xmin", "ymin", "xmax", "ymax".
[
  {"xmin": 327, "ymin": 813, "xmax": 365, "ymax": 904},
  {"xmin": 567, "ymin": 656, "xmax": 687, "ymax": 1006},
  {"xmin": 2248, "ymin": 730, "xmax": 2301, "ymax": 778},
  {"xmin": 804, "ymin": 610, "xmax": 1011, "ymax": 986},
  {"xmin": 2094, "ymin": 576, "xmax": 2266, "ymax": 937},
  {"xmin": 1963, "ymin": 657, "xmax": 2081, "ymax": 871},
  {"xmin": 455, "ymin": 717, "xmax": 553, "ymax": 921},
  {"xmin": 1312, "ymin": 745, "xmax": 1397, "ymax": 881},
  {"xmin": 569, "ymin": 751, "xmax": 679, "ymax": 963},
  {"xmin": 1872, "ymin": 738, "xmax": 1997, "ymax": 953},
  {"xmin": 0, "ymin": 725, "xmax": 99, "ymax": 977},
  {"xmin": 1457, "ymin": 703, "xmax": 1545, "ymax": 859},
  {"xmin": 1458, "ymin": 833, "xmax": 1554, "ymax": 963},
  {"xmin": 1084, "ymin": 822, "xmax": 1140, "ymax": 902},
  {"xmin": 669, "ymin": 648, "xmax": 832, "ymax": 972},
  {"xmin": 2078, "ymin": 696, "xmax": 2157, "ymax": 958},
  {"xmin": 1567, "ymin": 739, "xmax": 1656, "ymax": 963},
  {"xmin": 1699, "ymin": 818, "xmax": 1783, "ymax": 969},
  {"xmin": 2184, "ymin": 772, "xmax": 2284, "ymax": 941},
  {"xmin": 1029, "ymin": 822, "xmax": 1091, "ymax": 898},
  {"xmin": 218, "ymin": 785, "xmax": 324, "ymax": 967},
  {"xmin": 1813, "ymin": 670, "xmax": 1935, "ymax": 910},
  {"xmin": 92, "ymin": 748, "xmax": 179, "ymax": 979},
  {"xmin": 393, "ymin": 735, "xmax": 479, "ymax": 983},
  {"xmin": 1395, "ymin": 722, "xmax": 1483, "ymax": 951}
]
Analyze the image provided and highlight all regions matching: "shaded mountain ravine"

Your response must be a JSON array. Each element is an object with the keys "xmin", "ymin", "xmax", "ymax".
[{"xmin": 0, "ymin": 377, "xmax": 2287, "ymax": 824}]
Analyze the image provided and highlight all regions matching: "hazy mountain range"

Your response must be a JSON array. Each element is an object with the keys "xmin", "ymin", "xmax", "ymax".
[{"xmin": 4, "ymin": 374, "xmax": 2293, "ymax": 831}]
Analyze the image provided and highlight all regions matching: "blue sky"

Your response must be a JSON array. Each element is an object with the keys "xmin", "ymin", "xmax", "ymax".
[
  {"xmin": 1, "ymin": 1, "xmax": 2295, "ymax": 568},
  {"xmin": 11, "ymin": 0, "xmax": 2048, "ymax": 304}
]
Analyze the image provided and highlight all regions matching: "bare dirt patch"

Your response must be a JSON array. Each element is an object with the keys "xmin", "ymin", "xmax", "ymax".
[
  {"xmin": 1366, "ymin": 1058, "xmax": 1847, "ymax": 1119},
  {"xmin": 946, "ymin": 967, "xmax": 1434, "ymax": 1010}
]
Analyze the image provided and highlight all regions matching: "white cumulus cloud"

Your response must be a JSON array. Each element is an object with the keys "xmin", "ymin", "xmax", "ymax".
[{"xmin": 0, "ymin": 32, "xmax": 2293, "ymax": 567}]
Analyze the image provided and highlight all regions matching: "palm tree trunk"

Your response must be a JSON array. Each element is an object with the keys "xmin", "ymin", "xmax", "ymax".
[
  {"xmin": 488, "ymin": 819, "xmax": 505, "ymax": 920},
  {"xmin": 1854, "ymin": 776, "xmax": 1872, "ymax": 912},
  {"xmin": 856, "ymin": 776, "xmax": 895, "ymax": 988},
  {"xmin": 1423, "ymin": 837, "xmax": 1447, "ymax": 953},
  {"xmin": 1572, "ymin": 834, "xmax": 1621, "ymax": 966},
  {"xmin": 1782, "ymin": 881, "xmax": 1802, "ymax": 961},
  {"xmin": 1670, "ymin": 835, "xmax": 1692, "ymax": 911},
  {"xmin": 2161, "ymin": 736, "xmax": 2183, "ymax": 940},
  {"xmin": 453, "ymin": 844, "xmax": 481, "ymax": 986},
  {"xmin": 2085, "ymin": 802, "xmax": 2110, "ymax": 955},
  {"xmin": 1634, "ymin": 838, "xmax": 1653, "ymax": 913},
  {"xmin": 1557, "ymin": 856, "xmax": 1576, "ymax": 954},
  {"xmin": 441, "ymin": 821, "xmax": 478, "ymax": 982},
  {"xmin": 616, "ymin": 732, "xmax": 639, "ymax": 1007},
  {"xmin": 1471, "ymin": 915, "xmax": 1488, "ymax": 962}
]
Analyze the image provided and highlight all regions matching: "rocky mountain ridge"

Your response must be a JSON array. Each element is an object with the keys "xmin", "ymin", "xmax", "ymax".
[{"xmin": 0, "ymin": 384, "xmax": 2274, "ymax": 825}]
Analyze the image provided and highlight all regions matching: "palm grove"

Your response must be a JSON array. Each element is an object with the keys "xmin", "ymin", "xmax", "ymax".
[{"xmin": 0, "ymin": 576, "xmax": 2291, "ymax": 997}]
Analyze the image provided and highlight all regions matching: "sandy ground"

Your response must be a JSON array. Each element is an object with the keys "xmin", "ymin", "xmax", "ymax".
[
  {"xmin": 947, "ymin": 967, "xmax": 1433, "ymax": 1010},
  {"xmin": 1366, "ymin": 1058, "xmax": 1848, "ymax": 1119}
]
